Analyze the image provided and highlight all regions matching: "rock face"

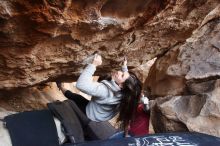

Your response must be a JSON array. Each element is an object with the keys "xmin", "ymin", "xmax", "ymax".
[
  {"xmin": 151, "ymin": 79, "xmax": 220, "ymax": 137},
  {"xmin": 0, "ymin": 82, "xmax": 66, "ymax": 111},
  {"xmin": 0, "ymin": 0, "xmax": 219, "ymax": 90},
  {"xmin": 0, "ymin": 0, "xmax": 167, "ymax": 89},
  {"xmin": 0, "ymin": 81, "xmax": 91, "ymax": 112},
  {"xmin": 0, "ymin": 0, "xmax": 220, "ymax": 138},
  {"xmin": 146, "ymin": 5, "xmax": 220, "ymax": 137}
]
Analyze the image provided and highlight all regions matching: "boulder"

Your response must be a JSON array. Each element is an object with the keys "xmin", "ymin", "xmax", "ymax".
[{"xmin": 147, "ymin": 4, "xmax": 220, "ymax": 137}]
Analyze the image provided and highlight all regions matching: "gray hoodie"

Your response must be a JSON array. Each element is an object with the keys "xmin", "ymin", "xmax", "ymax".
[{"xmin": 76, "ymin": 64, "xmax": 128, "ymax": 122}]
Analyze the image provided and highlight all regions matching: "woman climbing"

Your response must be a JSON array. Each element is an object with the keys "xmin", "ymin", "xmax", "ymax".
[{"xmin": 57, "ymin": 54, "xmax": 144, "ymax": 138}]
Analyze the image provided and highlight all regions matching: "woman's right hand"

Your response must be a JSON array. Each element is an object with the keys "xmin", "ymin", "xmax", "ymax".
[
  {"xmin": 92, "ymin": 54, "xmax": 102, "ymax": 66},
  {"xmin": 123, "ymin": 56, "xmax": 127, "ymax": 66}
]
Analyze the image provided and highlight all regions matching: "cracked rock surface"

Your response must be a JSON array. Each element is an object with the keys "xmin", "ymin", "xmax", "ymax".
[
  {"xmin": 146, "ymin": 4, "xmax": 220, "ymax": 137},
  {"xmin": 0, "ymin": 0, "xmax": 220, "ymax": 137}
]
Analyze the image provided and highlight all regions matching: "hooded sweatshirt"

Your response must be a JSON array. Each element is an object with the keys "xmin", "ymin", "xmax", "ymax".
[{"xmin": 76, "ymin": 64, "xmax": 127, "ymax": 122}]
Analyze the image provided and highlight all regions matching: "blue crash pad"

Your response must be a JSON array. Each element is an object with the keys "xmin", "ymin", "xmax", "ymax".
[{"xmin": 64, "ymin": 132, "xmax": 220, "ymax": 146}]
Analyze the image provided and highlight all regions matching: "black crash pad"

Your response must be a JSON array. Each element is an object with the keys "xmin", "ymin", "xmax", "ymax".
[
  {"xmin": 4, "ymin": 110, "xmax": 59, "ymax": 146},
  {"xmin": 63, "ymin": 132, "xmax": 220, "ymax": 146}
]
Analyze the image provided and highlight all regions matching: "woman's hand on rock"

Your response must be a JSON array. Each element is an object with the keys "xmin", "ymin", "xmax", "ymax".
[
  {"xmin": 92, "ymin": 54, "xmax": 102, "ymax": 66},
  {"xmin": 123, "ymin": 56, "xmax": 127, "ymax": 66}
]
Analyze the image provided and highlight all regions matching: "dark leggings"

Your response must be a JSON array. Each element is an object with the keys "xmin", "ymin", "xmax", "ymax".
[
  {"xmin": 64, "ymin": 90, "xmax": 117, "ymax": 140},
  {"xmin": 64, "ymin": 90, "xmax": 89, "ymax": 114},
  {"xmin": 64, "ymin": 90, "xmax": 90, "ymax": 127}
]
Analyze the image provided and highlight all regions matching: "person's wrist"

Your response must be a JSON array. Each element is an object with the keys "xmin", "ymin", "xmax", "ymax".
[
  {"xmin": 90, "ymin": 63, "xmax": 97, "ymax": 69},
  {"xmin": 92, "ymin": 62, "xmax": 98, "ymax": 67}
]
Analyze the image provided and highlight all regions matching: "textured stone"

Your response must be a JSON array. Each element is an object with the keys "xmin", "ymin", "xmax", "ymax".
[
  {"xmin": 0, "ymin": 82, "xmax": 66, "ymax": 111},
  {"xmin": 151, "ymin": 79, "xmax": 220, "ymax": 137},
  {"xmin": 147, "ymin": 5, "xmax": 220, "ymax": 137},
  {"xmin": 151, "ymin": 96, "xmax": 189, "ymax": 133},
  {"xmin": 145, "ymin": 4, "xmax": 220, "ymax": 97},
  {"xmin": 0, "ymin": 0, "xmax": 167, "ymax": 89},
  {"xmin": 0, "ymin": 0, "xmax": 219, "ymax": 89},
  {"xmin": 0, "ymin": 0, "xmax": 220, "ymax": 139}
]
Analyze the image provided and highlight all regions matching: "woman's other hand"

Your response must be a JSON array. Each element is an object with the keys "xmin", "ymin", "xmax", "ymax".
[
  {"xmin": 123, "ymin": 56, "xmax": 127, "ymax": 66},
  {"xmin": 92, "ymin": 54, "xmax": 102, "ymax": 66}
]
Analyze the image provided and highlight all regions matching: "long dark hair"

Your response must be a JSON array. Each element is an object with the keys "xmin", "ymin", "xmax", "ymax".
[{"xmin": 117, "ymin": 72, "xmax": 142, "ymax": 131}]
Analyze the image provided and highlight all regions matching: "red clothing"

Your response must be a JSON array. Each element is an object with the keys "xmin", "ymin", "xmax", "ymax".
[{"xmin": 129, "ymin": 104, "xmax": 150, "ymax": 136}]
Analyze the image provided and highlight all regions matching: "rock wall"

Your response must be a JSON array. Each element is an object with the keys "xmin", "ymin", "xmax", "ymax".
[
  {"xmin": 146, "ymin": 4, "xmax": 220, "ymax": 137},
  {"xmin": 1, "ymin": 0, "xmax": 219, "ymax": 90},
  {"xmin": 0, "ymin": 82, "xmax": 66, "ymax": 111},
  {"xmin": 0, "ymin": 0, "xmax": 169, "ymax": 90},
  {"xmin": 0, "ymin": 0, "xmax": 220, "ymax": 138}
]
